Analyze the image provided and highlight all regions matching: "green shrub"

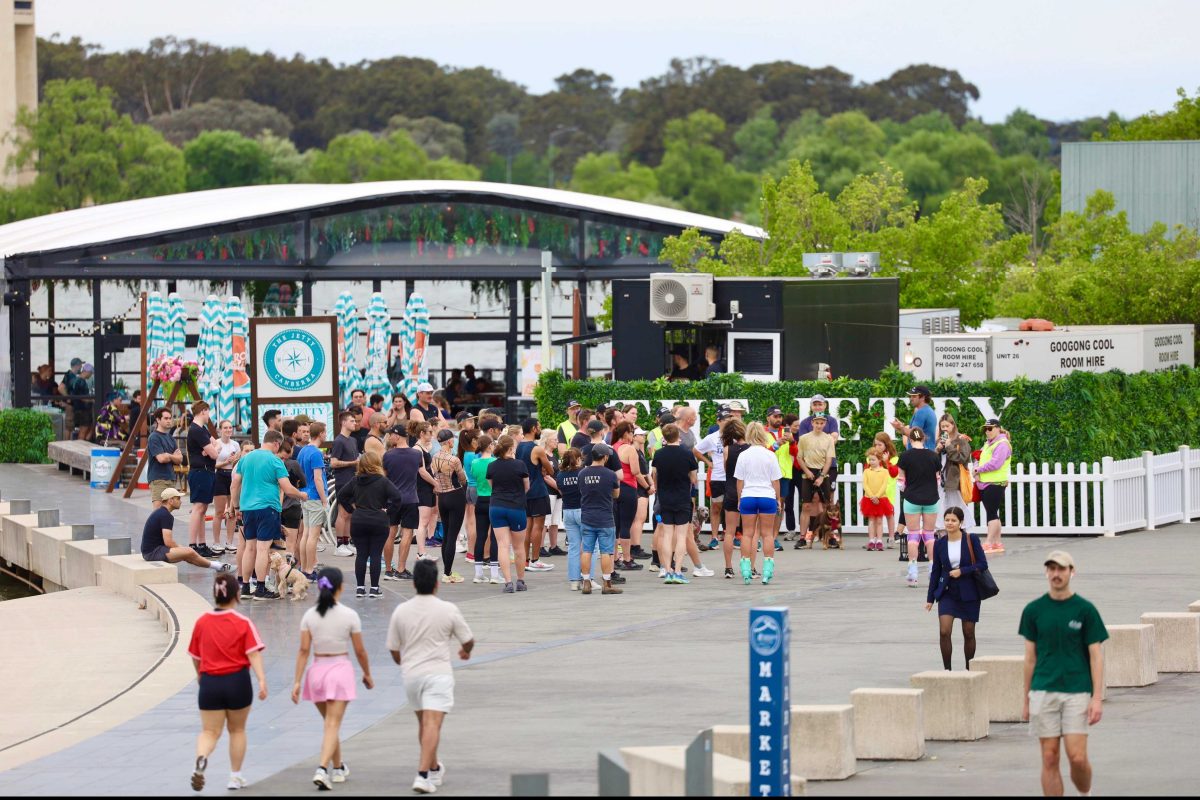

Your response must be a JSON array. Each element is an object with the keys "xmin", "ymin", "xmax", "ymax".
[
  {"xmin": 0, "ymin": 408, "xmax": 55, "ymax": 464},
  {"xmin": 535, "ymin": 365, "xmax": 1200, "ymax": 466}
]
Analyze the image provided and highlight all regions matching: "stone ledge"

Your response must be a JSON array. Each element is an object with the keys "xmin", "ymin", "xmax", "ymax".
[
  {"xmin": 99, "ymin": 553, "xmax": 178, "ymax": 602},
  {"xmin": 619, "ymin": 745, "xmax": 806, "ymax": 796},
  {"xmin": 1105, "ymin": 624, "xmax": 1158, "ymax": 687},
  {"xmin": 1140, "ymin": 613, "xmax": 1200, "ymax": 673},
  {"xmin": 969, "ymin": 655, "xmax": 1026, "ymax": 722}
]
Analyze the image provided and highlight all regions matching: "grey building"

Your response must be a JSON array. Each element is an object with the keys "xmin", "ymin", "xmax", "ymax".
[{"xmin": 1061, "ymin": 141, "xmax": 1200, "ymax": 234}]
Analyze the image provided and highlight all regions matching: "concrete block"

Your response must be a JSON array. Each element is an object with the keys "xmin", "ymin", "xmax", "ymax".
[
  {"xmin": 1189, "ymin": 600, "xmax": 1200, "ymax": 614},
  {"xmin": 29, "ymin": 524, "xmax": 93, "ymax": 587},
  {"xmin": 1104, "ymin": 624, "xmax": 1158, "ymax": 687},
  {"xmin": 910, "ymin": 670, "xmax": 989, "ymax": 740},
  {"xmin": 99, "ymin": 553, "xmax": 178, "ymax": 601},
  {"xmin": 850, "ymin": 689, "xmax": 925, "ymax": 760},
  {"xmin": 1, "ymin": 513, "xmax": 39, "ymax": 569},
  {"xmin": 710, "ymin": 725, "xmax": 750, "ymax": 762},
  {"xmin": 789, "ymin": 704, "xmax": 856, "ymax": 780},
  {"xmin": 969, "ymin": 655, "xmax": 1026, "ymax": 722},
  {"xmin": 63, "ymin": 538, "xmax": 130, "ymax": 589},
  {"xmin": 1140, "ymin": 613, "xmax": 1200, "ymax": 673},
  {"xmin": 0, "ymin": 500, "xmax": 32, "ymax": 516},
  {"xmin": 619, "ymin": 746, "xmax": 805, "ymax": 796}
]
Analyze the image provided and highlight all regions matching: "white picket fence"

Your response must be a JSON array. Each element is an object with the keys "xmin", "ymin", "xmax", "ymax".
[{"xmin": 693, "ymin": 445, "xmax": 1200, "ymax": 537}]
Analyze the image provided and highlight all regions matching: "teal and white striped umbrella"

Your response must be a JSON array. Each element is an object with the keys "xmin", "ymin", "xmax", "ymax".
[
  {"xmin": 145, "ymin": 291, "xmax": 170, "ymax": 386},
  {"xmin": 397, "ymin": 292, "xmax": 430, "ymax": 403},
  {"xmin": 197, "ymin": 296, "xmax": 227, "ymax": 420},
  {"xmin": 336, "ymin": 290, "xmax": 363, "ymax": 407},
  {"xmin": 364, "ymin": 292, "xmax": 393, "ymax": 404},
  {"xmin": 167, "ymin": 292, "xmax": 187, "ymax": 358},
  {"xmin": 225, "ymin": 296, "xmax": 252, "ymax": 432}
]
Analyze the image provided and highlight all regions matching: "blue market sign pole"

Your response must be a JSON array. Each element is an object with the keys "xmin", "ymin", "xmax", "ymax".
[{"xmin": 749, "ymin": 607, "xmax": 791, "ymax": 796}]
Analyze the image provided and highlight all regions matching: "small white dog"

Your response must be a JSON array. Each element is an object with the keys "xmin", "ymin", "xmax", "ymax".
[{"xmin": 268, "ymin": 551, "xmax": 311, "ymax": 600}]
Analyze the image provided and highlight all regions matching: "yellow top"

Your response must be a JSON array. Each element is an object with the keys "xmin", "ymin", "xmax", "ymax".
[
  {"xmin": 863, "ymin": 466, "xmax": 889, "ymax": 499},
  {"xmin": 796, "ymin": 431, "xmax": 834, "ymax": 471}
]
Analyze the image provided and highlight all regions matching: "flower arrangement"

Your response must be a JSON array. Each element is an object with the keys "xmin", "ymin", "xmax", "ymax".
[{"xmin": 150, "ymin": 356, "xmax": 201, "ymax": 400}]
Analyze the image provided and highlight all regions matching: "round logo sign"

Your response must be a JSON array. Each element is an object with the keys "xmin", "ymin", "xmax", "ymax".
[
  {"xmin": 264, "ymin": 329, "xmax": 325, "ymax": 392},
  {"xmin": 750, "ymin": 616, "xmax": 783, "ymax": 657}
]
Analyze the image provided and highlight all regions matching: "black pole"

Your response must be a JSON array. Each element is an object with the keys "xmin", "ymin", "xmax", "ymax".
[
  {"xmin": 523, "ymin": 280, "xmax": 532, "ymax": 346},
  {"xmin": 406, "ymin": 279, "xmax": 415, "ymax": 304},
  {"xmin": 507, "ymin": 279, "xmax": 518, "ymax": 415},
  {"xmin": 372, "ymin": 279, "xmax": 382, "ymax": 293},
  {"xmin": 578, "ymin": 278, "xmax": 589, "ymax": 376},
  {"xmin": 302, "ymin": 281, "xmax": 313, "ymax": 316},
  {"xmin": 92, "ymin": 279, "xmax": 109, "ymax": 416},
  {"xmin": 11, "ymin": 280, "xmax": 32, "ymax": 407},
  {"xmin": 47, "ymin": 281, "xmax": 56, "ymax": 376}
]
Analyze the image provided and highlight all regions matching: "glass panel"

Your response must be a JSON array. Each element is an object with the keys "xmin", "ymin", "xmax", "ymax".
[
  {"xmin": 310, "ymin": 202, "xmax": 579, "ymax": 267},
  {"xmin": 75, "ymin": 222, "xmax": 304, "ymax": 265},
  {"xmin": 583, "ymin": 220, "xmax": 666, "ymax": 264}
]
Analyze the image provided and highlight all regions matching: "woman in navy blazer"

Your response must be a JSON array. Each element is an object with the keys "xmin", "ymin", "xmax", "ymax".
[{"xmin": 924, "ymin": 506, "xmax": 988, "ymax": 670}]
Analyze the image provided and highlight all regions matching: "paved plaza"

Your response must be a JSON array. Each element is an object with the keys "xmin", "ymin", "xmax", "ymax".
[{"xmin": 0, "ymin": 462, "xmax": 1197, "ymax": 796}]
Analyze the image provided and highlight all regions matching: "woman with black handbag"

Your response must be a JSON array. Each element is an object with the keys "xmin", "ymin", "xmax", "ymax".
[{"xmin": 924, "ymin": 507, "xmax": 990, "ymax": 670}]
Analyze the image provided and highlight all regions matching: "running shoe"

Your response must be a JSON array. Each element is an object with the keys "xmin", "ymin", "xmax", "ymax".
[
  {"xmin": 225, "ymin": 544, "xmax": 237, "ymax": 554},
  {"xmin": 621, "ymin": 560, "xmax": 644, "ymax": 571},
  {"xmin": 588, "ymin": 577, "xmax": 604, "ymax": 589},
  {"xmin": 316, "ymin": 542, "xmax": 326, "ymax": 552},
  {"xmin": 503, "ymin": 582, "xmax": 515, "ymax": 593},
  {"xmin": 526, "ymin": 560, "xmax": 554, "ymax": 572},
  {"xmin": 383, "ymin": 568, "xmax": 399, "ymax": 581},
  {"xmin": 707, "ymin": 538, "xmax": 720, "ymax": 551},
  {"xmin": 793, "ymin": 538, "xmax": 806, "ymax": 550},
  {"xmin": 196, "ymin": 543, "xmax": 216, "ymax": 558},
  {"xmin": 356, "ymin": 587, "xmax": 367, "ymax": 599},
  {"xmin": 368, "ymin": 588, "xmax": 383, "ymax": 599},
  {"xmin": 217, "ymin": 563, "xmax": 236, "ymax": 574},
  {"xmin": 539, "ymin": 547, "xmax": 551, "ymax": 558},
  {"xmin": 440, "ymin": 573, "xmax": 464, "ymax": 584},
  {"xmin": 515, "ymin": 579, "xmax": 528, "ymax": 592},
  {"xmin": 240, "ymin": 582, "xmax": 251, "ymax": 598},
  {"xmin": 658, "ymin": 567, "xmax": 667, "ymax": 578},
  {"xmin": 474, "ymin": 574, "xmax": 488, "ymax": 584},
  {"xmin": 332, "ymin": 762, "xmax": 350, "ymax": 783},
  {"xmin": 548, "ymin": 546, "xmax": 567, "ymax": 556},
  {"xmin": 313, "ymin": 767, "xmax": 332, "ymax": 790},
  {"xmin": 191, "ymin": 755, "xmax": 207, "ymax": 791},
  {"xmin": 252, "ymin": 585, "xmax": 279, "ymax": 601},
  {"xmin": 490, "ymin": 573, "xmax": 503, "ymax": 584},
  {"xmin": 396, "ymin": 569, "xmax": 413, "ymax": 579},
  {"xmin": 663, "ymin": 572, "xmax": 678, "ymax": 584},
  {"xmin": 226, "ymin": 774, "xmax": 246, "ymax": 790},
  {"xmin": 692, "ymin": 565, "xmax": 715, "ymax": 577},
  {"xmin": 411, "ymin": 774, "xmax": 436, "ymax": 793},
  {"xmin": 740, "ymin": 557, "xmax": 753, "ymax": 585},
  {"xmin": 464, "ymin": 553, "xmax": 475, "ymax": 563},
  {"xmin": 334, "ymin": 544, "xmax": 353, "ymax": 557},
  {"xmin": 429, "ymin": 762, "xmax": 445, "ymax": 786},
  {"xmin": 569, "ymin": 580, "xmax": 580, "ymax": 591},
  {"xmin": 762, "ymin": 557, "xmax": 775, "ymax": 585},
  {"xmin": 608, "ymin": 572, "xmax": 627, "ymax": 584},
  {"xmin": 347, "ymin": 543, "xmax": 357, "ymax": 555},
  {"xmin": 674, "ymin": 572, "xmax": 690, "ymax": 584},
  {"xmin": 456, "ymin": 536, "xmax": 467, "ymax": 553},
  {"xmin": 724, "ymin": 567, "xmax": 735, "ymax": 579},
  {"xmin": 209, "ymin": 544, "xmax": 225, "ymax": 555},
  {"xmin": 631, "ymin": 547, "xmax": 652, "ymax": 560},
  {"xmin": 906, "ymin": 578, "xmax": 919, "ymax": 588},
  {"xmin": 992, "ymin": 544, "xmax": 1005, "ymax": 554},
  {"xmin": 733, "ymin": 538, "xmax": 742, "ymax": 548}
]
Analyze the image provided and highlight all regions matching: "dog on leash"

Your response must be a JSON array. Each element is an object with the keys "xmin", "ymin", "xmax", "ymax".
[
  {"xmin": 268, "ymin": 551, "xmax": 311, "ymax": 600},
  {"xmin": 813, "ymin": 500, "xmax": 844, "ymax": 549}
]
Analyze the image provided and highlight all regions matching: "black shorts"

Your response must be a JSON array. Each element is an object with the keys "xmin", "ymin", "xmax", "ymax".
[
  {"xmin": 281, "ymin": 505, "xmax": 302, "ymax": 529},
  {"xmin": 143, "ymin": 545, "xmax": 171, "ymax": 562},
  {"xmin": 800, "ymin": 465, "xmax": 839, "ymax": 503},
  {"xmin": 389, "ymin": 502, "xmax": 420, "ymax": 530},
  {"xmin": 660, "ymin": 506, "xmax": 692, "ymax": 526},
  {"xmin": 615, "ymin": 483, "xmax": 638, "ymax": 539},
  {"xmin": 213, "ymin": 470, "xmax": 233, "ymax": 497},
  {"xmin": 980, "ymin": 484, "xmax": 1005, "ymax": 523},
  {"xmin": 189, "ymin": 469, "xmax": 216, "ymax": 504},
  {"xmin": 198, "ymin": 667, "xmax": 253, "ymax": 711},
  {"xmin": 417, "ymin": 485, "xmax": 436, "ymax": 508},
  {"xmin": 709, "ymin": 480, "xmax": 726, "ymax": 500},
  {"xmin": 526, "ymin": 495, "xmax": 551, "ymax": 518}
]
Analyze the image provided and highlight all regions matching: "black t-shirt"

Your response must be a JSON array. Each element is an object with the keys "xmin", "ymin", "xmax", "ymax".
[
  {"xmin": 141, "ymin": 506, "xmax": 174, "ymax": 556},
  {"xmin": 487, "ymin": 457, "xmax": 529, "ymax": 509},
  {"xmin": 556, "ymin": 469, "xmax": 582, "ymax": 509},
  {"xmin": 652, "ymin": 444, "xmax": 698, "ymax": 511},
  {"xmin": 415, "ymin": 402, "xmax": 440, "ymax": 422},
  {"xmin": 351, "ymin": 427, "xmax": 369, "ymax": 453},
  {"xmin": 724, "ymin": 442, "xmax": 749, "ymax": 498},
  {"xmin": 579, "ymin": 466, "xmax": 620, "ymax": 528},
  {"xmin": 331, "ymin": 434, "xmax": 359, "ymax": 491},
  {"xmin": 186, "ymin": 422, "xmax": 215, "ymax": 470},
  {"xmin": 569, "ymin": 431, "xmax": 590, "ymax": 450},
  {"xmin": 383, "ymin": 447, "xmax": 422, "ymax": 505},
  {"xmin": 898, "ymin": 447, "xmax": 942, "ymax": 505},
  {"xmin": 580, "ymin": 441, "xmax": 621, "ymax": 472}
]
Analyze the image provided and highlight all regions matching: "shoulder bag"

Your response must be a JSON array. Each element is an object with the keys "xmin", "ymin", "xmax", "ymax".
[{"xmin": 965, "ymin": 534, "xmax": 999, "ymax": 600}]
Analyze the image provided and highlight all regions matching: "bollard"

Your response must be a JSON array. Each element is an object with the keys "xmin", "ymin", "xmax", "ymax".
[
  {"xmin": 511, "ymin": 772, "xmax": 549, "ymax": 796},
  {"xmin": 685, "ymin": 728, "xmax": 713, "ymax": 797},
  {"xmin": 597, "ymin": 749, "xmax": 630, "ymax": 797}
]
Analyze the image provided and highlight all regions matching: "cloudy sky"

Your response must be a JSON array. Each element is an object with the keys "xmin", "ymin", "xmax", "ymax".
[{"xmin": 35, "ymin": 0, "xmax": 1199, "ymax": 122}]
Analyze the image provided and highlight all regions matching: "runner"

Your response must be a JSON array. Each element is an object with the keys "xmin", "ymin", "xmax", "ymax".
[
  {"xmin": 486, "ymin": 434, "xmax": 530, "ymax": 593},
  {"xmin": 556, "ymin": 447, "xmax": 594, "ymax": 590},
  {"xmin": 363, "ymin": 412, "xmax": 388, "ymax": 459},
  {"xmin": 1020, "ymin": 551, "xmax": 1108, "ymax": 797},
  {"xmin": 612, "ymin": 421, "xmax": 644, "ymax": 572},
  {"xmin": 141, "ymin": 488, "xmax": 235, "ymax": 573},
  {"xmin": 147, "ymin": 407, "xmax": 183, "ymax": 509},
  {"xmin": 186, "ymin": 402, "xmax": 222, "ymax": 557},
  {"xmin": 337, "ymin": 451, "xmax": 404, "ymax": 598},
  {"xmin": 278, "ymin": 437, "xmax": 307, "ymax": 562},
  {"xmin": 516, "ymin": 419, "xmax": 556, "ymax": 573},
  {"xmin": 297, "ymin": 423, "xmax": 330, "ymax": 578},
  {"xmin": 187, "ymin": 572, "xmax": 266, "ymax": 792},
  {"xmin": 387, "ymin": 559, "xmax": 476, "ymax": 794},
  {"xmin": 651, "ymin": 423, "xmax": 698, "ymax": 584},
  {"xmin": 211, "ymin": 420, "xmax": 241, "ymax": 557},
  {"xmin": 539, "ymin": 429, "xmax": 566, "ymax": 558},
  {"xmin": 694, "ymin": 412, "xmax": 727, "ymax": 551},
  {"xmin": 720, "ymin": 419, "xmax": 748, "ymax": 579},
  {"xmin": 897, "ymin": 428, "xmax": 942, "ymax": 587},
  {"xmin": 410, "ymin": 420, "xmax": 440, "ymax": 566},
  {"xmin": 383, "ymin": 424, "xmax": 430, "ymax": 580},
  {"xmin": 329, "ymin": 411, "xmax": 361, "ymax": 557},
  {"xmin": 735, "ymin": 422, "xmax": 783, "ymax": 585},
  {"xmin": 578, "ymin": 444, "xmax": 623, "ymax": 595},
  {"xmin": 469, "ymin": 435, "xmax": 501, "ymax": 585},
  {"xmin": 431, "ymin": 429, "xmax": 468, "ymax": 584},
  {"xmin": 630, "ymin": 429, "xmax": 652, "ymax": 560},
  {"xmin": 231, "ymin": 431, "xmax": 309, "ymax": 600},
  {"xmin": 291, "ymin": 567, "xmax": 374, "ymax": 790},
  {"xmin": 458, "ymin": 429, "xmax": 480, "ymax": 564}
]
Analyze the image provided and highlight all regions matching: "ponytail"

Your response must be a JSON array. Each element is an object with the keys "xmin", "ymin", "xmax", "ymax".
[{"xmin": 315, "ymin": 566, "xmax": 343, "ymax": 617}]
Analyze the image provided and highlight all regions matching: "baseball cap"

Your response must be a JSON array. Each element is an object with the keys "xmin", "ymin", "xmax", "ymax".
[
  {"xmin": 590, "ymin": 443, "xmax": 614, "ymax": 460},
  {"xmin": 657, "ymin": 407, "xmax": 672, "ymax": 417},
  {"xmin": 766, "ymin": 406, "xmax": 783, "ymax": 416},
  {"xmin": 1044, "ymin": 550, "xmax": 1075, "ymax": 569},
  {"xmin": 810, "ymin": 393, "xmax": 827, "ymax": 403},
  {"xmin": 436, "ymin": 429, "xmax": 455, "ymax": 443},
  {"xmin": 716, "ymin": 408, "xmax": 731, "ymax": 421},
  {"xmin": 984, "ymin": 418, "xmax": 1002, "ymax": 427},
  {"xmin": 386, "ymin": 425, "xmax": 407, "ymax": 435},
  {"xmin": 811, "ymin": 411, "xmax": 828, "ymax": 419},
  {"xmin": 634, "ymin": 427, "xmax": 648, "ymax": 437},
  {"xmin": 727, "ymin": 400, "xmax": 747, "ymax": 413},
  {"xmin": 159, "ymin": 487, "xmax": 183, "ymax": 501},
  {"xmin": 657, "ymin": 411, "xmax": 676, "ymax": 426},
  {"xmin": 567, "ymin": 399, "xmax": 581, "ymax": 409},
  {"xmin": 586, "ymin": 419, "xmax": 605, "ymax": 433},
  {"xmin": 70, "ymin": 357, "xmax": 83, "ymax": 367},
  {"xmin": 908, "ymin": 385, "xmax": 931, "ymax": 397},
  {"xmin": 417, "ymin": 382, "xmax": 434, "ymax": 393}
]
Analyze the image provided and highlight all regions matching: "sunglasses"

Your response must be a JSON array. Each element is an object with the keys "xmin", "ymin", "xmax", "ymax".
[{"xmin": 983, "ymin": 425, "xmax": 996, "ymax": 430}]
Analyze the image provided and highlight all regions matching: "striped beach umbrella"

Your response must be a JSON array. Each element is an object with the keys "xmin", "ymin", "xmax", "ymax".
[
  {"xmin": 167, "ymin": 293, "xmax": 187, "ymax": 358},
  {"xmin": 145, "ymin": 291, "xmax": 170, "ymax": 386},
  {"xmin": 336, "ymin": 290, "xmax": 363, "ymax": 407},
  {"xmin": 197, "ymin": 296, "xmax": 228, "ymax": 420},
  {"xmin": 225, "ymin": 296, "xmax": 252, "ymax": 432},
  {"xmin": 363, "ymin": 292, "xmax": 393, "ymax": 404},
  {"xmin": 397, "ymin": 292, "xmax": 430, "ymax": 403}
]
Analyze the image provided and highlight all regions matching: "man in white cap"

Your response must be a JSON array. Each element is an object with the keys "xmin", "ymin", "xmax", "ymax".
[
  {"xmin": 414, "ymin": 382, "xmax": 440, "ymax": 422},
  {"xmin": 140, "ymin": 488, "xmax": 234, "ymax": 572},
  {"xmin": 1019, "ymin": 550, "xmax": 1108, "ymax": 798}
]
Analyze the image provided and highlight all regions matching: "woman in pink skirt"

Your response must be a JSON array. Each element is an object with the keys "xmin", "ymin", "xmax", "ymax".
[{"xmin": 291, "ymin": 567, "xmax": 374, "ymax": 790}]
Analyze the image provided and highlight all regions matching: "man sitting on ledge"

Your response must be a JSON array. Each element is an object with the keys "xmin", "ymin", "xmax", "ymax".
[{"xmin": 141, "ymin": 487, "xmax": 234, "ymax": 572}]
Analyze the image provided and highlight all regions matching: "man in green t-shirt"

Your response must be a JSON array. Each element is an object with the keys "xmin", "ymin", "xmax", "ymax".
[{"xmin": 1018, "ymin": 550, "xmax": 1108, "ymax": 797}]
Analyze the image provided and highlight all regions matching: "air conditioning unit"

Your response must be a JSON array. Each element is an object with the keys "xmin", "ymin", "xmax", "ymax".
[{"xmin": 649, "ymin": 273, "xmax": 715, "ymax": 323}]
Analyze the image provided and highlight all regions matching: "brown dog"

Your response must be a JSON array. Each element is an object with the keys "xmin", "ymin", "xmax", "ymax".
[
  {"xmin": 813, "ymin": 500, "xmax": 844, "ymax": 550},
  {"xmin": 269, "ymin": 551, "xmax": 311, "ymax": 600}
]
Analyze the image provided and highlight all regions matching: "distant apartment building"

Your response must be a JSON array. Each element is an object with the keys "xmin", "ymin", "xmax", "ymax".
[
  {"xmin": 1, "ymin": 0, "xmax": 37, "ymax": 188},
  {"xmin": 1062, "ymin": 141, "xmax": 1200, "ymax": 234}
]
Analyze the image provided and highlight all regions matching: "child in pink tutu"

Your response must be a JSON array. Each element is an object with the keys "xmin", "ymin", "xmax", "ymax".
[
  {"xmin": 291, "ymin": 567, "xmax": 374, "ymax": 790},
  {"xmin": 860, "ymin": 450, "xmax": 894, "ymax": 551}
]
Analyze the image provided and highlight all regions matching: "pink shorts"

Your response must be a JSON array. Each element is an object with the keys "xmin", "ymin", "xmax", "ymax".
[
  {"xmin": 302, "ymin": 655, "xmax": 357, "ymax": 703},
  {"xmin": 911, "ymin": 531, "xmax": 937, "ymax": 543}
]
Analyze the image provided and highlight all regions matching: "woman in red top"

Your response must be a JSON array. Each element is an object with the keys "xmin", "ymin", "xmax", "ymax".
[
  {"xmin": 613, "ymin": 421, "xmax": 643, "ymax": 570},
  {"xmin": 187, "ymin": 572, "xmax": 267, "ymax": 791}
]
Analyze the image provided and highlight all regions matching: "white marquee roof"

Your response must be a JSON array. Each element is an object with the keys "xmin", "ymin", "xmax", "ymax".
[{"xmin": 0, "ymin": 180, "xmax": 764, "ymax": 260}]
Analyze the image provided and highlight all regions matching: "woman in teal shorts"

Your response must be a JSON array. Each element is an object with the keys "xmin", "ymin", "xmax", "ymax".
[{"xmin": 896, "ymin": 428, "xmax": 942, "ymax": 587}]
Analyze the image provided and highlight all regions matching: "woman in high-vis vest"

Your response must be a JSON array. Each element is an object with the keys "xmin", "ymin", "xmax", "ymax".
[{"xmin": 974, "ymin": 419, "xmax": 1012, "ymax": 554}]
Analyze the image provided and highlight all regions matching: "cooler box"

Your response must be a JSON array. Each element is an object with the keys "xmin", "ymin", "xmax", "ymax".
[
  {"xmin": 136, "ymin": 448, "xmax": 149, "ymax": 489},
  {"xmin": 90, "ymin": 448, "xmax": 122, "ymax": 489}
]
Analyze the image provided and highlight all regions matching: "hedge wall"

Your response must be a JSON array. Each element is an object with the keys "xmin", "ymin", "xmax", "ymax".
[
  {"xmin": 0, "ymin": 408, "xmax": 55, "ymax": 464},
  {"xmin": 535, "ymin": 365, "xmax": 1200, "ymax": 466}
]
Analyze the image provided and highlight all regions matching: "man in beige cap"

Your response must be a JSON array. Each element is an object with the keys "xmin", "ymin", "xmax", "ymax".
[
  {"xmin": 1018, "ymin": 550, "xmax": 1108, "ymax": 797},
  {"xmin": 140, "ymin": 488, "xmax": 234, "ymax": 572}
]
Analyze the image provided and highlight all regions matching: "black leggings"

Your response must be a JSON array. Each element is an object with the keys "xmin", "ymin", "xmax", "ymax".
[
  {"xmin": 437, "ymin": 488, "xmax": 466, "ymax": 575},
  {"xmin": 351, "ymin": 514, "xmax": 389, "ymax": 589},
  {"xmin": 473, "ymin": 497, "xmax": 498, "ymax": 563},
  {"xmin": 981, "ymin": 484, "xmax": 1005, "ymax": 523}
]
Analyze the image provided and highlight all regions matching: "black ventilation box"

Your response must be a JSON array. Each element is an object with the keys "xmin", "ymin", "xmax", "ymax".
[{"xmin": 610, "ymin": 276, "xmax": 898, "ymax": 381}]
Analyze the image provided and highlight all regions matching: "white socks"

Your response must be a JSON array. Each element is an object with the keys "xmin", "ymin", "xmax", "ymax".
[
  {"xmin": 207, "ymin": 561, "xmax": 221, "ymax": 570},
  {"xmin": 489, "ymin": 562, "xmax": 500, "ymax": 580},
  {"xmin": 474, "ymin": 563, "xmax": 485, "ymax": 578}
]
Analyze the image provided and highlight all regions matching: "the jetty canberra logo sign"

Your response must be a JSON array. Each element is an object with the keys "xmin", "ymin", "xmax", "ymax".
[{"xmin": 264, "ymin": 329, "xmax": 326, "ymax": 392}]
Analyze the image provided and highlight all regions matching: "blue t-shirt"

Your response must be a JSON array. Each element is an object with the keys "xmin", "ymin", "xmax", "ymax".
[
  {"xmin": 146, "ymin": 430, "xmax": 177, "ymax": 483},
  {"xmin": 579, "ymin": 466, "xmax": 619, "ymax": 528},
  {"xmin": 463, "ymin": 451, "xmax": 478, "ymax": 488},
  {"xmin": 555, "ymin": 469, "xmax": 582, "ymax": 510},
  {"xmin": 297, "ymin": 444, "xmax": 326, "ymax": 501},
  {"xmin": 235, "ymin": 449, "xmax": 288, "ymax": 512},
  {"xmin": 909, "ymin": 405, "xmax": 938, "ymax": 449}
]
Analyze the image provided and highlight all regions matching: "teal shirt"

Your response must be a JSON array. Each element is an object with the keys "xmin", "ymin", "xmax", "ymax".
[
  {"xmin": 463, "ymin": 451, "xmax": 478, "ymax": 488},
  {"xmin": 234, "ymin": 449, "xmax": 288, "ymax": 512}
]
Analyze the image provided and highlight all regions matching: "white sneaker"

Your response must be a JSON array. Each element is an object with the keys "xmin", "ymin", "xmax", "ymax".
[
  {"xmin": 657, "ymin": 567, "xmax": 667, "ymax": 578},
  {"xmin": 569, "ymin": 580, "xmax": 580, "ymax": 591},
  {"xmin": 455, "ymin": 536, "xmax": 467, "ymax": 553},
  {"xmin": 316, "ymin": 542, "xmax": 326, "ymax": 552},
  {"xmin": 412, "ymin": 774, "xmax": 437, "ymax": 794},
  {"xmin": 692, "ymin": 564, "xmax": 715, "ymax": 577},
  {"xmin": 430, "ymin": 762, "xmax": 446, "ymax": 786},
  {"xmin": 332, "ymin": 762, "xmax": 349, "ymax": 783},
  {"xmin": 526, "ymin": 560, "xmax": 554, "ymax": 572},
  {"xmin": 334, "ymin": 544, "xmax": 353, "ymax": 557},
  {"xmin": 489, "ymin": 574, "xmax": 503, "ymax": 584},
  {"xmin": 346, "ymin": 543, "xmax": 357, "ymax": 555},
  {"xmin": 589, "ymin": 578, "xmax": 603, "ymax": 589},
  {"xmin": 473, "ymin": 574, "xmax": 487, "ymax": 584},
  {"xmin": 313, "ymin": 767, "xmax": 332, "ymax": 790},
  {"xmin": 226, "ymin": 774, "xmax": 247, "ymax": 790}
]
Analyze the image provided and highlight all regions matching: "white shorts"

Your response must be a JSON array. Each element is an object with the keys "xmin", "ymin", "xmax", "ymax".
[
  {"xmin": 1029, "ymin": 691, "xmax": 1090, "ymax": 738},
  {"xmin": 302, "ymin": 499, "xmax": 328, "ymax": 528},
  {"xmin": 405, "ymin": 673, "xmax": 455, "ymax": 713},
  {"xmin": 549, "ymin": 495, "xmax": 563, "ymax": 527}
]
